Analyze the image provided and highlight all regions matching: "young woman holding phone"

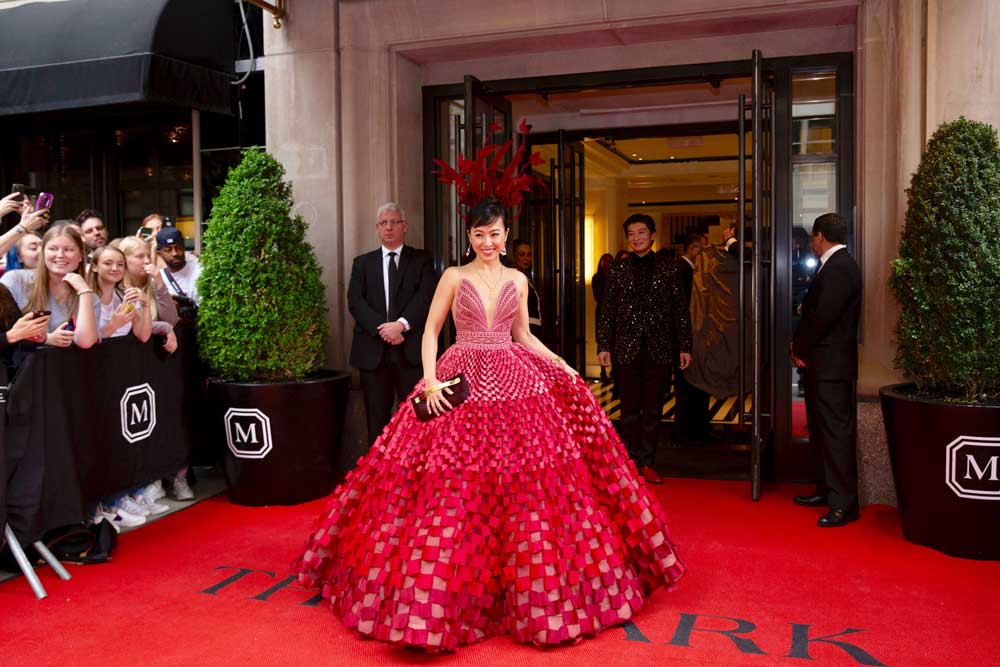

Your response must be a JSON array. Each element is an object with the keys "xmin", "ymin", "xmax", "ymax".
[
  {"xmin": 0, "ymin": 224, "xmax": 99, "ymax": 349},
  {"xmin": 87, "ymin": 245, "xmax": 152, "ymax": 342}
]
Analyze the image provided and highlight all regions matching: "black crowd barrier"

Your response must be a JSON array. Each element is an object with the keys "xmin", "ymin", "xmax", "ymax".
[{"xmin": 2, "ymin": 332, "xmax": 204, "ymax": 543}]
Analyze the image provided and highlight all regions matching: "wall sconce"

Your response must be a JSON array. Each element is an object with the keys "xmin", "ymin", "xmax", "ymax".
[{"xmin": 245, "ymin": 0, "xmax": 286, "ymax": 28}]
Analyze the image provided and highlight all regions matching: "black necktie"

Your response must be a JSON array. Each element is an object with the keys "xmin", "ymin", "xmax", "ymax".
[{"xmin": 386, "ymin": 251, "xmax": 398, "ymax": 318}]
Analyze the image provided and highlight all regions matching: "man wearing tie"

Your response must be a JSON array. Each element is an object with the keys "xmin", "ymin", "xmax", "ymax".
[
  {"xmin": 791, "ymin": 213, "xmax": 862, "ymax": 527},
  {"xmin": 348, "ymin": 202, "xmax": 438, "ymax": 447}
]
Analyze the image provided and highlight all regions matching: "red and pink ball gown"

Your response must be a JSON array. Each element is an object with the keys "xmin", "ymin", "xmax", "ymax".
[{"xmin": 294, "ymin": 278, "xmax": 684, "ymax": 651}]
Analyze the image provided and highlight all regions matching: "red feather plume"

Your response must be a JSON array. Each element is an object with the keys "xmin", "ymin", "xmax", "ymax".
[{"xmin": 432, "ymin": 118, "xmax": 546, "ymax": 224}]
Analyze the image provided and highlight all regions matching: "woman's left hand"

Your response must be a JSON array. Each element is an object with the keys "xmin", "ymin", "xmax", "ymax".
[
  {"xmin": 63, "ymin": 272, "xmax": 89, "ymax": 293},
  {"xmin": 552, "ymin": 356, "xmax": 578, "ymax": 377}
]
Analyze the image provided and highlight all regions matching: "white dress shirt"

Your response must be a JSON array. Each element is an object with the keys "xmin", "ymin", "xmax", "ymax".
[
  {"xmin": 818, "ymin": 244, "xmax": 847, "ymax": 273},
  {"xmin": 381, "ymin": 245, "xmax": 409, "ymax": 330}
]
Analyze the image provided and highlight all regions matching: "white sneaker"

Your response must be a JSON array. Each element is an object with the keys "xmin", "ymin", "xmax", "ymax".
[
  {"xmin": 133, "ymin": 491, "xmax": 170, "ymax": 515},
  {"xmin": 93, "ymin": 503, "xmax": 144, "ymax": 530},
  {"xmin": 172, "ymin": 476, "xmax": 194, "ymax": 501},
  {"xmin": 146, "ymin": 480, "xmax": 167, "ymax": 501},
  {"xmin": 120, "ymin": 496, "xmax": 150, "ymax": 517}
]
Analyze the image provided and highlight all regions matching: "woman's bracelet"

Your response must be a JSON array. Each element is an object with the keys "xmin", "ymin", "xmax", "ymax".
[
  {"xmin": 15, "ymin": 223, "xmax": 28, "ymax": 234},
  {"xmin": 76, "ymin": 289, "xmax": 95, "ymax": 296}
]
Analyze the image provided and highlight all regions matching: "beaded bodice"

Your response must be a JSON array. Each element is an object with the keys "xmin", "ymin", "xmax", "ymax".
[{"xmin": 453, "ymin": 278, "xmax": 517, "ymax": 348}]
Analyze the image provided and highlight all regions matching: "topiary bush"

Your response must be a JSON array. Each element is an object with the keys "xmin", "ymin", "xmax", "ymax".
[
  {"xmin": 890, "ymin": 117, "xmax": 1000, "ymax": 402},
  {"xmin": 198, "ymin": 147, "xmax": 328, "ymax": 382}
]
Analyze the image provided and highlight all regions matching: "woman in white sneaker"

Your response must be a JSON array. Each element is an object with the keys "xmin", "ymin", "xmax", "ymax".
[
  {"xmin": 118, "ymin": 236, "xmax": 187, "ymax": 503},
  {"xmin": 87, "ymin": 245, "xmax": 169, "ymax": 525}
]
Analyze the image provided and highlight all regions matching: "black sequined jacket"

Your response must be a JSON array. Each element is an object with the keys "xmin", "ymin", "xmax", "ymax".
[{"xmin": 596, "ymin": 253, "xmax": 692, "ymax": 365}]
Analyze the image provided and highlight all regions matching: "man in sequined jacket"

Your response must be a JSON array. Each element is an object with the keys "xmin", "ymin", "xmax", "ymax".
[{"xmin": 597, "ymin": 214, "xmax": 693, "ymax": 484}]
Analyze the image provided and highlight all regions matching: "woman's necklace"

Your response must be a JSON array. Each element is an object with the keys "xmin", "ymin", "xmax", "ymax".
[{"xmin": 476, "ymin": 262, "xmax": 503, "ymax": 298}]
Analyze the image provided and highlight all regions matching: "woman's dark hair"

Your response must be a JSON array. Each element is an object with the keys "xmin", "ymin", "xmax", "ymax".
[
  {"xmin": 614, "ymin": 249, "xmax": 631, "ymax": 261},
  {"xmin": 598, "ymin": 252, "xmax": 614, "ymax": 270},
  {"xmin": 467, "ymin": 196, "xmax": 507, "ymax": 230},
  {"xmin": 511, "ymin": 239, "xmax": 530, "ymax": 254}
]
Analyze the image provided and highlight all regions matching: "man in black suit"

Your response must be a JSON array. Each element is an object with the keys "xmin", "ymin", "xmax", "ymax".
[
  {"xmin": 348, "ymin": 202, "xmax": 438, "ymax": 447},
  {"xmin": 791, "ymin": 213, "xmax": 862, "ymax": 527},
  {"xmin": 597, "ymin": 214, "xmax": 692, "ymax": 484}
]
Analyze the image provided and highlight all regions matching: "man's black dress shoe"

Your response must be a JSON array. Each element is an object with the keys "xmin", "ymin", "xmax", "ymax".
[
  {"xmin": 817, "ymin": 507, "xmax": 859, "ymax": 527},
  {"xmin": 793, "ymin": 493, "xmax": 827, "ymax": 507}
]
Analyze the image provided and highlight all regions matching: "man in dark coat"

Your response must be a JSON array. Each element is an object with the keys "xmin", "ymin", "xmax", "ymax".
[
  {"xmin": 597, "ymin": 214, "xmax": 692, "ymax": 484},
  {"xmin": 348, "ymin": 202, "xmax": 438, "ymax": 447},
  {"xmin": 791, "ymin": 212, "xmax": 862, "ymax": 527}
]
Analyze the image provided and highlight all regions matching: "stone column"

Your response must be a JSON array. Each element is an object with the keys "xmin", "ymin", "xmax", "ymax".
[
  {"xmin": 926, "ymin": 0, "xmax": 1000, "ymax": 132},
  {"xmin": 263, "ymin": 4, "xmax": 345, "ymax": 371}
]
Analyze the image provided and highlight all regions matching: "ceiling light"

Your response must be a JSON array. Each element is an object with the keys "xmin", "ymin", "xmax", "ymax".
[
  {"xmin": 631, "ymin": 153, "xmax": 637, "ymax": 157},
  {"xmin": 638, "ymin": 157, "xmax": 643, "ymax": 160}
]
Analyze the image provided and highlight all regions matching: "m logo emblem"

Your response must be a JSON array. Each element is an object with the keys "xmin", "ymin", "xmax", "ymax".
[
  {"xmin": 224, "ymin": 408, "xmax": 273, "ymax": 459},
  {"xmin": 945, "ymin": 436, "xmax": 1000, "ymax": 501},
  {"xmin": 120, "ymin": 383, "xmax": 156, "ymax": 443}
]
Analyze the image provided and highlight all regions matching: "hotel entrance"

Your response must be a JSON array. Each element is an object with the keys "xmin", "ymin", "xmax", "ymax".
[{"xmin": 424, "ymin": 51, "xmax": 853, "ymax": 492}]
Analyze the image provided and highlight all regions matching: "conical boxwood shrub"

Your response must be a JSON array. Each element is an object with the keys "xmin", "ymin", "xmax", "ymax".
[
  {"xmin": 890, "ymin": 117, "xmax": 1000, "ymax": 402},
  {"xmin": 198, "ymin": 147, "xmax": 328, "ymax": 382}
]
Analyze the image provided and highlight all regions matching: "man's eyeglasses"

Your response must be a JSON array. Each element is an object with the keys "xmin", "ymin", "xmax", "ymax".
[{"xmin": 377, "ymin": 219, "xmax": 405, "ymax": 228}]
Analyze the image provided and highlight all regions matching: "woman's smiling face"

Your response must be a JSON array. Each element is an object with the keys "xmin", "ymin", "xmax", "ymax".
[{"xmin": 44, "ymin": 234, "xmax": 82, "ymax": 276}]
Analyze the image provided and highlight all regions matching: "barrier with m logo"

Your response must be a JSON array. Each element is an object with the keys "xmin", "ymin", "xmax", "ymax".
[{"xmin": 3, "ymin": 337, "xmax": 194, "ymax": 541}]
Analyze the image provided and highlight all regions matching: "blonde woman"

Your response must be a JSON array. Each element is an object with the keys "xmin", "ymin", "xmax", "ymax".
[
  {"xmin": 118, "ymin": 236, "xmax": 179, "ymax": 353},
  {"xmin": 117, "ymin": 236, "xmax": 190, "ymax": 500},
  {"xmin": 87, "ymin": 245, "xmax": 152, "ymax": 342},
  {"xmin": 0, "ymin": 225, "xmax": 99, "ymax": 349}
]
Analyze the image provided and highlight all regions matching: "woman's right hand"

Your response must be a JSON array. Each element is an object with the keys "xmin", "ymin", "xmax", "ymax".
[
  {"xmin": 0, "ymin": 192, "xmax": 25, "ymax": 218},
  {"xmin": 46, "ymin": 322, "xmax": 74, "ymax": 347},
  {"xmin": 6, "ymin": 311, "xmax": 50, "ymax": 344},
  {"xmin": 422, "ymin": 377, "xmax": 454, "ymax": 417}
]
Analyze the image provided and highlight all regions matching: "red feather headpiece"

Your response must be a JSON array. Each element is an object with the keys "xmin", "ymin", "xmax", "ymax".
[{"xmin": 432, "ymin": 118, "xmax": 546, "ymax": 225}]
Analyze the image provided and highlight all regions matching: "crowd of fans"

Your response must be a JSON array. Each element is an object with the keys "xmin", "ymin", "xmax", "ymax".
[{"xmin": 0, "ymin": 191, "xmax": 202, "ymax": 531}]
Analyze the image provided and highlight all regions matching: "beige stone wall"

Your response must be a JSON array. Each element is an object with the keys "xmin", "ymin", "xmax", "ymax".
[
  {"xmin": 262, "ymin": 0, "xmax": 998, "ymax": 400},
  {"xmin": 267, "ymin": 0, "xmax": 863, "ymax": 375}
]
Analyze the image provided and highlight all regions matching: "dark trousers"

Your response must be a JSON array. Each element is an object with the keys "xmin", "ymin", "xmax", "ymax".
[
  {"xmin": 676, "ymin": 371, "xmax": 711, "ymax": 440},
  {"xmin": 615, "ymin": 341, "xmax": 670, "ymax": 468},
  {"xmin": 804, "ymin": 373, "xmax": 858, "ymax": 510},
  {"xmin": 359, "ymin": 346, "xmax": 422, "ymax": 447}
]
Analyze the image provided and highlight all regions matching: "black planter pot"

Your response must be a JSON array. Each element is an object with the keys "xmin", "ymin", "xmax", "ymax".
[
  {"xmin": 880, "ymin": 383, "xmax": 1000, "ymax": 559},
  {"xmin": 208, "ymin": 370, "xmax": 351, "ymax": 506}
]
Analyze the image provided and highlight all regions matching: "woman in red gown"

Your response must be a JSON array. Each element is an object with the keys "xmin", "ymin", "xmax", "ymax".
[{"xmin": 293, "ymin": 197, "xmax": 684, "ymax": 651}]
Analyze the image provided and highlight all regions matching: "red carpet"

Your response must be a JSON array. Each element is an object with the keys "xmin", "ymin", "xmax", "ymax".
[{"xmin": 2, "ymin": 478, "xmax": 998, "ymax": 666}]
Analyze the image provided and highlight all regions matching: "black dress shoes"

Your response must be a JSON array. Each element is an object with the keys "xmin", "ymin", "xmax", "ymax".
[
  {"xmin": 793, "ymin": 493, "xmax": 827, "ymax": 507},
  {"xmin": 817, "ymin": 507, "xmax": 859, "ymax": 528}
]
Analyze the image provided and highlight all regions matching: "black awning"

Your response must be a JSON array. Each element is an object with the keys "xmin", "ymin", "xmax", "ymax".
[{"xmin": 0, "ymin": 0, "xmax": 235, "ymax": 117}]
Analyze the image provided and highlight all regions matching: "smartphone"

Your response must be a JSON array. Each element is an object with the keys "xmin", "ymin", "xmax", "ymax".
[
  {"xmin": 11, "ymin": 183, "xmax": 26, "ymax": 202},
  {"xmin": 162, "ymin": 215, "xmax": 172, "ymax": 227},
  {"xmin": 36, "ymin": 192, "xmax": 54, "ymax": 218},
  {"xmin": 139, "ymin": 227, "xmax": 154, "ymax": 239},
  {"xmin": 64, "ymin": 318, "xmax": 76, "ymax": 332},
  {"xmin": 32, "ymin": 310, "xmax": 52, "ymax": 318}
]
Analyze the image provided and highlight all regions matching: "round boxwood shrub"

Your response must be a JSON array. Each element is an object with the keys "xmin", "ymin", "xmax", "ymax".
[
  {"xmin": 890, "ymin": 117, "xmax": 1000, "ymax": 402},
  {"xmin": 198, "ymin": 147, "xmax": 328, "ymax": 382}
]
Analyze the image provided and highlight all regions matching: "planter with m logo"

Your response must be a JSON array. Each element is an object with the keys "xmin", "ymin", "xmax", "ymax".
[
  {"xmin": 209, "ymin": 371, "xmax": 350, "ymax": 506},
  {"xmin": 881, "ymin": 384, "xmax": 1000, "ymax": 560}
]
